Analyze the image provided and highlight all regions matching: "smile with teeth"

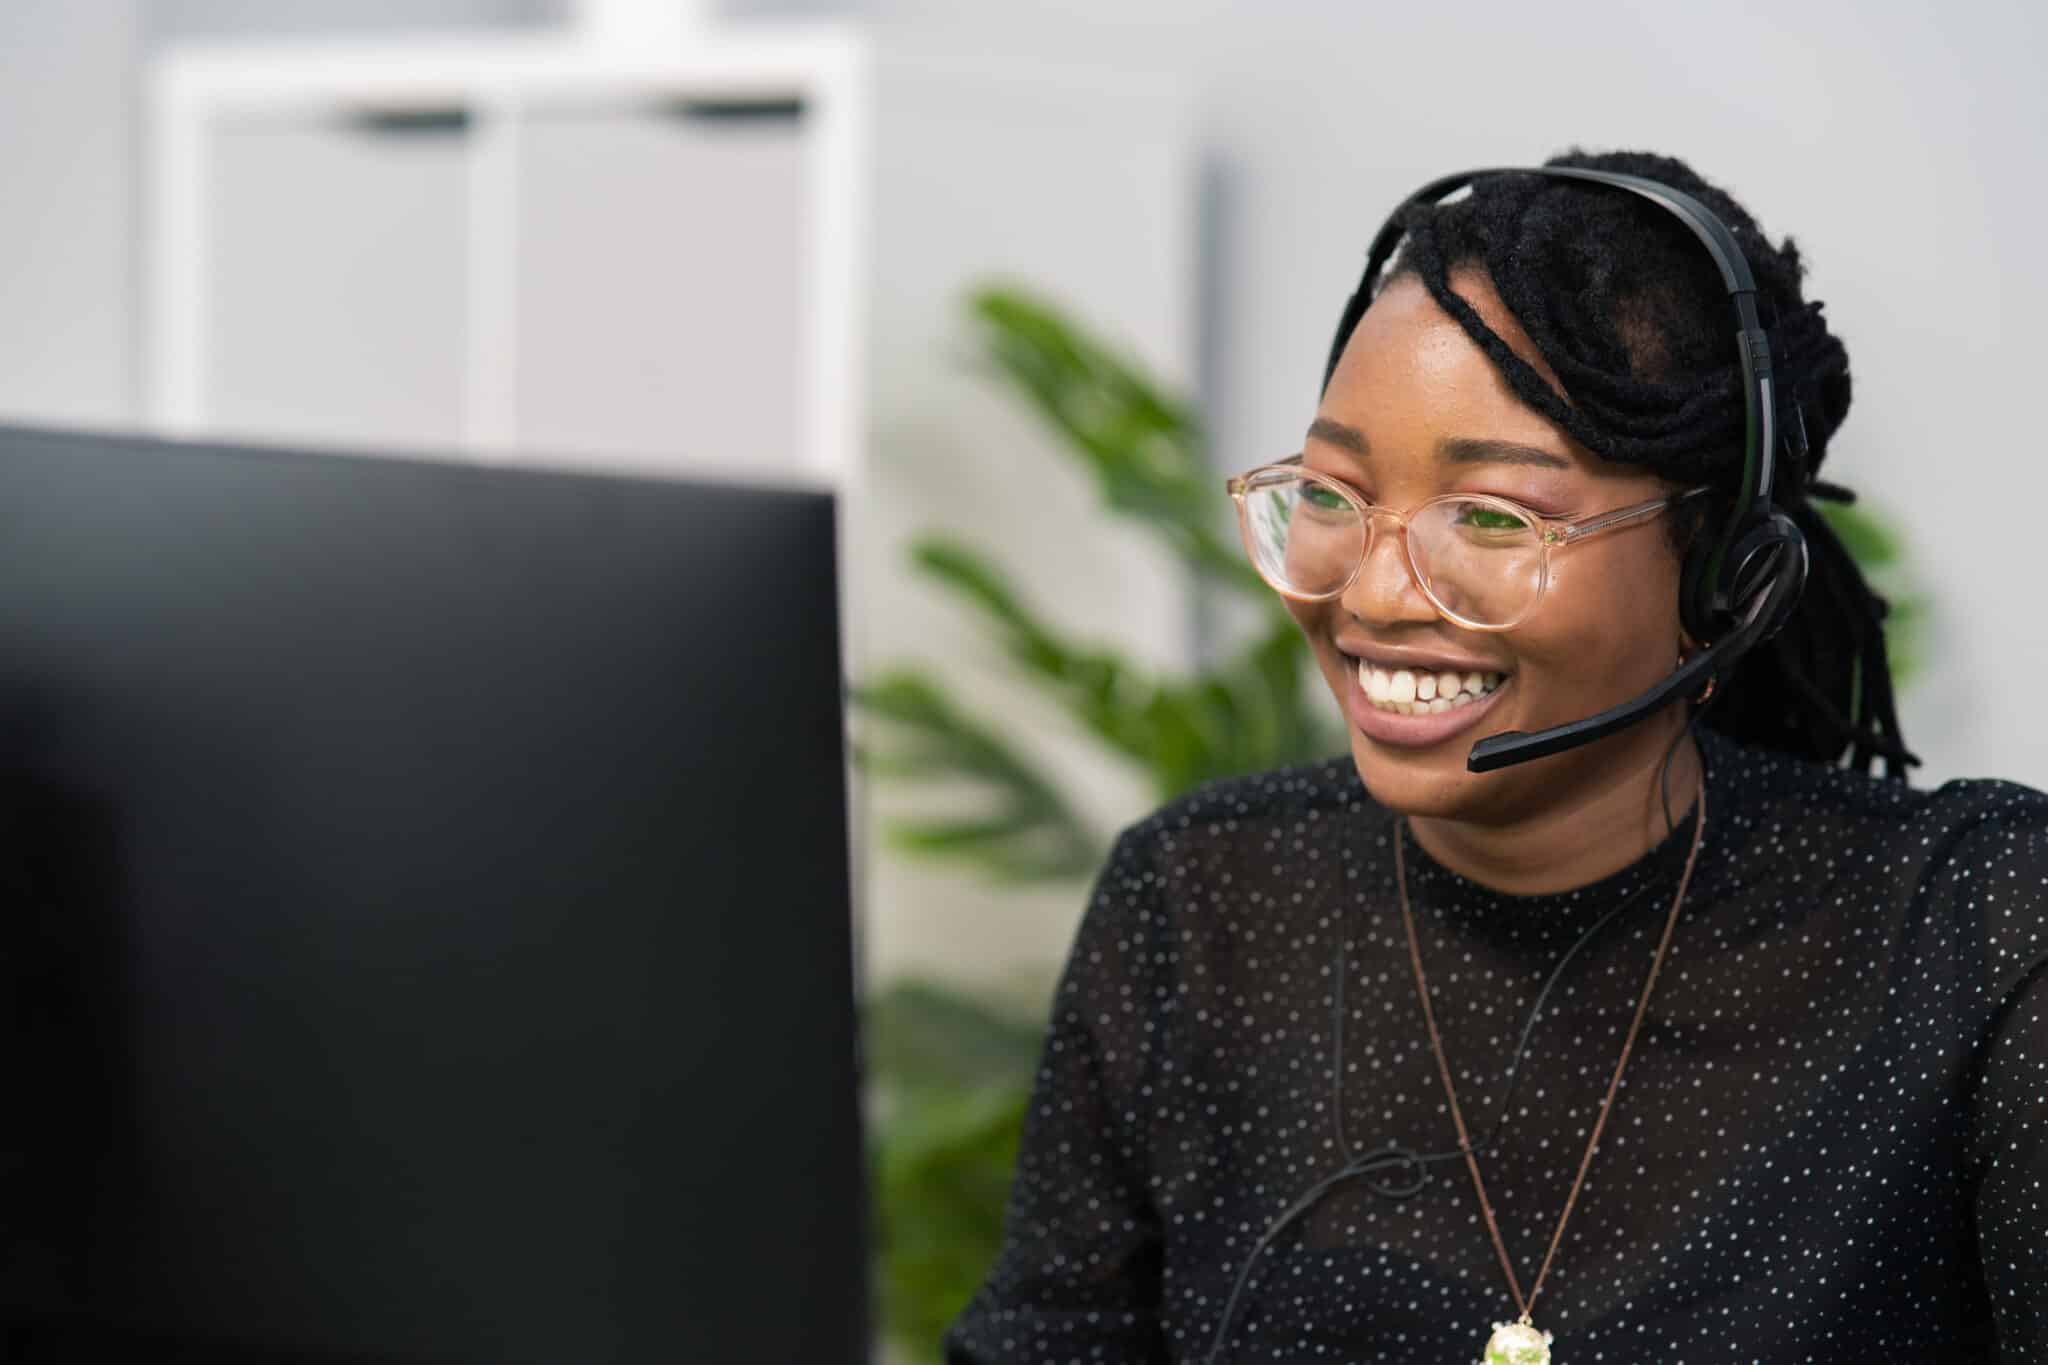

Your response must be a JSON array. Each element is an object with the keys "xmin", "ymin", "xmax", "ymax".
[{"xmin": 1353, "ymin": 658, "xmax": 1507, "ymax": 715}]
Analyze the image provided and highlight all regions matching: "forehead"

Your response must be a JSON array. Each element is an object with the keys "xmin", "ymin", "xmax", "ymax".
[{"xmin": 1322, "ymin": 268, "xmax": 1593, "ymax": 469}]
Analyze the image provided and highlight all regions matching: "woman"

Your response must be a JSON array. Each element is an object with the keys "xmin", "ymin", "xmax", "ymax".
[{"xmin": 942, "ymin": 148, "xmax": 2048, "ymax": 1361}]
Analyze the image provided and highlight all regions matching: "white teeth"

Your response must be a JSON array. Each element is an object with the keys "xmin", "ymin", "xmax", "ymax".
[{"xmin": 1352, "ymin": 655, "xmax": 1506, "ymax": 715}]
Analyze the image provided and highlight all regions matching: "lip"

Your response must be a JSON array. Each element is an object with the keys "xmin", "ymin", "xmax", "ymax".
[
  {"xmin": 1336, "ymin": 642, "xmax": 1507, "ymax": 677},
  {"xmin": 1340, "ymin": 651, "xmax": 1512, "ymax": 750}
]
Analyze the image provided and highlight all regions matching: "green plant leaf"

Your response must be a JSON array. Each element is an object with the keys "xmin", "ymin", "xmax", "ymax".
[
  {"xmin": 1819, "ymin": 498, "xmax": 1926, "ymax": 687},
  {"xmin": 1877, "ymin": 590, "xmax": 1927, "ymax": 687},
  {"xmin": 899, "ymin": 535, "xmax": 1344, "ymax": 800},
  {"xmin": 965, "ymin": 284, "xmax": 1267, "ymax": 596},
  {"xmin": 1817, "ymin": 499, "xmax": 1901, "ymax": 568},
  {"xmin": 872, "ymin": 1081, "xmax": 1030, "ymax": 1365},
  {"xmin": 864, "ymin": 990, "xmax": 1046, "ymax": 1361},
  {"xmin": 848, "ymin": 670, "xmax": 1104, "ymax": 883},
  {"xmin": 865, "ymin": 980, "xmax": 1043, "ymax": 1102}
]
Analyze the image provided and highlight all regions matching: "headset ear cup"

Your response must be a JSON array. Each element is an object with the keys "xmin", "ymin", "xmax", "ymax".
[
  {"xmin": 1745, "ymin": 513, "xmax": 1809, "ymax": 642},
  {"xmin": 1678, "ymin": 534, "xmax": 1722, "ymax": 645},
  {"xmin": 1725, "ymin": 513, "xmax": 1808, "ymax": 642},
  {"xmin": 1680, "ymin": 511, "xmax": 1808, "ymax": 646}
]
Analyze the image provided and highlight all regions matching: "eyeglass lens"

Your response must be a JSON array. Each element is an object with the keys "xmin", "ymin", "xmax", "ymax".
[{"xmin": 1244, "ymin": 473, "xmax": 1546, "ymax": 628}]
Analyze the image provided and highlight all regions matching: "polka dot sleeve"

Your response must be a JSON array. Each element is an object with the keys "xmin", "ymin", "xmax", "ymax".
[
  {"xmin": 1955, "ymin": 817, "xmax": 2048, "ymax": 1355},
  {"xmin": 1972, "ymin": 962, "xmax": 2048, "ymax": 1355},
  {"xmin": 942, "ymin": 823, "xmax": 1173, "ymax": 1364}
]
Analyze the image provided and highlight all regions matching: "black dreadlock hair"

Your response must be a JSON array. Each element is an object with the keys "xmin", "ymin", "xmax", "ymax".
[{"xmin": 1343, "ymin": 147, "xmax": 1916, "ymax": 779}]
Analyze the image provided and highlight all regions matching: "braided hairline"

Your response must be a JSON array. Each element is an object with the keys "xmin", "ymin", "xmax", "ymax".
[{"xmin": 1379, "ymin": 170, "xmax": 1845, "ymax": 490}]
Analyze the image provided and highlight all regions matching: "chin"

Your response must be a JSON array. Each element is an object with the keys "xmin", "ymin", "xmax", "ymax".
[{"xmin": 1347, "ymin": 731, "xmax": 1499, "ymax": 821}]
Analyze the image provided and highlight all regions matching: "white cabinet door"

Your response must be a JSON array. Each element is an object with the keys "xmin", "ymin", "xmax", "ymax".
[
  {"xmin": 206, "ymin": 113, "xmax": 471, "ymax": 453},
  {"xmin": 511, "ymin": 101, "xmax": 809, "ymax": 478}
]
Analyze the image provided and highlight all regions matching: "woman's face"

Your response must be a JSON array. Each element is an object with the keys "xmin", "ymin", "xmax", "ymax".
[{"xmin": 1288, "ymin": 265, "xmax": 1692, "ymax": 825}]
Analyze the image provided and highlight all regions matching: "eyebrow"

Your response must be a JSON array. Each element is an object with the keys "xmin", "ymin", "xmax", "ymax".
[{"xmin": 1306, "ymin": 416, "xmax": 1572, "ymax": 470}]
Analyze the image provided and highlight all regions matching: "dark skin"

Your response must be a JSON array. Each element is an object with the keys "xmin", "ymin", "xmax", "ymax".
[{"xmin": 1288, "ymin": 265, "xmax": 1703, "ymax": 894}]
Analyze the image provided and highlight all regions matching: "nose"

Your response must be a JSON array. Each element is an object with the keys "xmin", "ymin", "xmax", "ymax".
[{"xmin": 1340, "ymin": 512, "xmax": 1439, "ymax": 626}]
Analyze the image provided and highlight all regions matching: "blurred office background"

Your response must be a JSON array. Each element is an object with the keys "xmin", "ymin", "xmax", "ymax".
[{"xmin": 1, "ymin": 1, "xmax": 2042, "ymax": 1357}]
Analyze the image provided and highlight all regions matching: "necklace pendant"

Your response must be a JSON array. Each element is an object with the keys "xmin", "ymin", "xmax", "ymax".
[{"xmin": 1482, "ymin": 1319, "xmax": 1553, "ymax": 1365}]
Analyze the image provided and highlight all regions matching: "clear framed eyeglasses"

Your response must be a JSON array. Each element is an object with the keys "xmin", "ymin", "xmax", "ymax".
[{"xmin": 1225, "ymin": 454, "xmax": 1712, "ymax": 632}]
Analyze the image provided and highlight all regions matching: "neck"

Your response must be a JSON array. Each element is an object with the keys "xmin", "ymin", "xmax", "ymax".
[{"xmin": 1407, "ymin": 718, "xmax": 1703, "ymax": 896}]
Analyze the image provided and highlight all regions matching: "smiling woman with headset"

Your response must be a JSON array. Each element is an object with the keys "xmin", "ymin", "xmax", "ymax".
[{"xmin": 942, "ymin": 149, "xmax": 2048, "ymax": 1362}]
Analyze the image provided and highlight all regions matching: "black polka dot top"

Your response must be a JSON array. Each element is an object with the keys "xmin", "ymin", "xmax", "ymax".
[{"xmin": 943, "ymin": 725, "xmax": 2048, "ymax": 1362}]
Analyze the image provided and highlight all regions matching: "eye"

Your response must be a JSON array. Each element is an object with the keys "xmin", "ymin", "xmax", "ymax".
[
  {"xmin": 1300, "ymin": 483, "xmax": 1352, "ymax": 513},
  {"xmin": 1453, "ymin": 501, "xmax": 1530, "ymax": 532}
]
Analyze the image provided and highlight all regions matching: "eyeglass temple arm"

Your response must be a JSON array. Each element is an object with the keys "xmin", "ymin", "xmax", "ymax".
[
  {"xmin": 1555, "ymin": 487, "xmax": 1713, "ymax": 544},
  {"xmin": 1225, "ymin": 457, "xmax": 1299, "ymax": 499}
]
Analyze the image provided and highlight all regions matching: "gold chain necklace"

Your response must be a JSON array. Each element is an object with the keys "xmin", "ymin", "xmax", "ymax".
[{"xmin": 1394, "ymin": 777, "xmax": 1706, "ymax": 1365}]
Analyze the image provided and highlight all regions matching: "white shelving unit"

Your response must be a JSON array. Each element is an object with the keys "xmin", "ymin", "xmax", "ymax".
[
  {"xmin": 144, "ymin": 18, "xmax": 1199, "ymax": 991},
  {"xmin": 147, "ymin": 25, "xmax": 870, "ymax": 485}
]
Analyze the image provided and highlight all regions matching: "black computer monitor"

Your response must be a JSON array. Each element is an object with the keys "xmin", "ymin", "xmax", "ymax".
[{"xmin": 0, "ymin": 423, "xmax": 868, "ymax": 1364}]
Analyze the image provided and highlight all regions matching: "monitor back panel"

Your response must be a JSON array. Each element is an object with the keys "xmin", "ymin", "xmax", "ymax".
[{"xmin": 0, "ymin": 426, "xmax": 866, "ymax": 1364}]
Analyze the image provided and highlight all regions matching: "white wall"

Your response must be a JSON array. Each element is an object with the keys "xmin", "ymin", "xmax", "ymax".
[
  {"xmin": 140, "ymin": 0, "xmax": 568, "ymax": 43},
  {"xmin": 0, "ymin": 2, "xmax": 138, "ymax": 427},
  {"xmin": 0, "ymin": 0, "xmax": 568, "ymax": 433}
]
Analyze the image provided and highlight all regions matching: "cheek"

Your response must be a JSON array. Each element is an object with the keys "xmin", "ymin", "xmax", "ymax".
[
  {"xmin": 1514, "ymin": 543, "xmax": 1684, "ymax": 684},
  {"xmin": 1284, "ymin": 597, "xmax": 1338, "ymax": 670},
  {"xmin": 1283, "ymin": 597, "xmax": 1321, "ymax": 653}
]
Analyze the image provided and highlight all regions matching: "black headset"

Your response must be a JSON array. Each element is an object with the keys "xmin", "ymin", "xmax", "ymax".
[{"xmin": 1319, "ymin": 166, "xmax": 1811, "ymax": 774}]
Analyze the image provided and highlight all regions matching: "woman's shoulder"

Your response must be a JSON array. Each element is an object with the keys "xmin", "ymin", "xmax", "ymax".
[
  {"xmin": 1702, "ymin": 728, "xmax": 2048, "ymax": 998},
  {"xmin": 1690, "ymin": 729, "xmax": 2048, "ymax": 924},
  {"xmin": 1701, "ymin": 725, "xmax": 2048, "ymax": 848}
]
